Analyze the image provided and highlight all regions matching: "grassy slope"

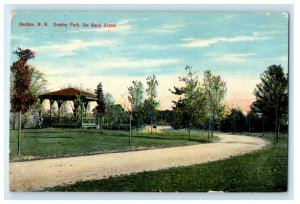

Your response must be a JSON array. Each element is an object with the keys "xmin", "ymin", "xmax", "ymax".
[
  {"xmin": 44, "ymin": 134, "xmax": 288, "ymax": 192},
  {"xmin": 9, "ymin": 128, "xmax": 213, "ymax": 160}
]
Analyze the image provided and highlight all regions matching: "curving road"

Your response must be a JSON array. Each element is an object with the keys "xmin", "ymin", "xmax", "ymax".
[{"xmin": 9, "ymin": 134, "xmax": 269, "ymax": 191}]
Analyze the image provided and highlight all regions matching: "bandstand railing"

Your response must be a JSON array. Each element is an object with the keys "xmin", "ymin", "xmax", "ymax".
[{"xmin": 42, "ymin": 117, "xmax": 97, "ymax": 128}]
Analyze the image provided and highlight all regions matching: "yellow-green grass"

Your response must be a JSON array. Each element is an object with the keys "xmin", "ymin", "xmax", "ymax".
[{"xmin": 9, "ymin": 128, "xmax": 215, "ymax": 161}]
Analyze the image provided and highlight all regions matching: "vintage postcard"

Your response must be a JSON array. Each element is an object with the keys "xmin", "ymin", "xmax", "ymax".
[{"xmin": 9, "ymin": 11, "xmax": 288, "ymax": 192}]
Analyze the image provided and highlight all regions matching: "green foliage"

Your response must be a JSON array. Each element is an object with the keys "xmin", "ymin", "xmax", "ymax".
[
  {"xmin": 103, "ymin": 94, "xmax": 127, "ymax": 129},
  {"xmin": 144, "ymin": 74, "xmax": 159, "ymax": 128},
  {"xmin": 146, "ymin": 74, "xmax": 158, "ymax": 99},
  {"xmin": 95, "ymin": 82, "xmax": 106, "ymax": 117},
  {"xmin": 221, "ymin": 107, "xmax": 246, "ymax": 132},
  {"xmin": 21, "ymin": 112, "xmax": 31, "ymax": 128},
  {"xmin": 203, "ymin": 70, "xmax": 227, "ymax": 137},
  {"xmin": 170, "ymin": 66, "xmax": 207, "ymax": 132},
  {"xmin": 29, "ymin": 67, "xmax": 48, "ymax": 94},
  {"xmin": 128, "ymin": 80, "xmax": 144, "ymax": 110},
  {"xmin": 72, "ymin": 94, "xmax": 82, "ymax": 119},
  {"xmin": 128, "ymin": 80, "xmax": 144, "ymax": 129},
  {"xmin": 252, "ymin": 65, "xmax": 288, "ymax": 142}
]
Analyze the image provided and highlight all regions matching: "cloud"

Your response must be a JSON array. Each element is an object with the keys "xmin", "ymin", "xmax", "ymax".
[
  {"xmin": 223, "ymin": 14, "xmax": 235, "ymax": 21},
  {"xmin": 180, "ymin": 34, "xmax": 271, "ymax": 48},
  {"xmin": 11, "ymin": 34, "xmax": 30, "ymax": 41},
  {"xmin": 37, "ymin": 65, "xmax": 88, "ymax": 78},
  {"xmin": 134, "ymin": 43, "xmax": 176, "ymax": 51},
  {"xmin": 117, "ymin": 18, "xmax": 134, "ymax": 25},
  {"xmin": 98, "ymin": 57, "xmax": 180, "ymax": 69},
  {"xmin": 150, "ymin": 24, "xmax": 183, "ymax": 34},
  {"xmin": 277, "ymin": 55, "xmax": 288, "ymax": 62},
  {"xmin": 282, "ymin": 12, "xmax": 289, "ymax": 18},
  {"xmin": 32, "ymin": 39, "xmax": 116, "ymax": 57},
  {"xmin": 208, "ymin": 53, "xmax": 256, "ymax": 63}
]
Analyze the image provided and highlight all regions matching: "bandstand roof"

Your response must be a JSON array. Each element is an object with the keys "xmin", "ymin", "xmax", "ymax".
[{"xmin": 39, "ymin": 87, "xmax": 97, "ymax": 102}]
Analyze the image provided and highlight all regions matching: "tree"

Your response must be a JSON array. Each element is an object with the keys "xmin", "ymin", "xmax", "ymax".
[
  {"xmin": 203, "ymin": 70, "xmax": 227, "ymax": 138},
  {"xmin": 128, "ymin": 80, "xmax": 144, "ymax": 136},
  {"xmin": 29, "ymin": 68, "xmax": 48, "ymax": 128},
  {"xmin": 246, "ymin": 109, "xmax": 264, "ymax": 133},
  {"xmin": 95, "ymin": 82, "xmax": 106, "ymax": 129},
  {"xmin": 11, "ymin": 66, "xmax": 47, "ymax": 129},
  {"xmin": 252, "ymin": 65, "xmax": 288, "ymax": 143},
  {"xmin": 121, "ymin": 93, "xmax": 134, "ymax": 146},
  {"xmin": 103, "ymin": 93, "xmax": 115, "ymax": 129},
  {"xmin": 10, "ymin": 47, "xmax": 37, "ymax": 155},
  {"xmin": 144, "ymin": 75, "xmax": 159, "ymax": 133},
  {"xmin": 229, "ymin": 107, "xmax": 246, "ymax": 133},
  {"xmin": 111, "ymin": 104, "xmax": 127, "ymax": 130},
  {"xmin": 170, "ymin": 66, "xmax": 207, "ymax": 140},
  {"xmin": 29, "ymin": 67, "xmax": 48, "ymax": 95}
]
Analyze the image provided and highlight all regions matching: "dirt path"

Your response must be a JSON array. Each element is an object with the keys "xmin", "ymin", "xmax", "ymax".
[{"xmin": 9, "ymin": 134, "xmax": 269, "ymax": 191}]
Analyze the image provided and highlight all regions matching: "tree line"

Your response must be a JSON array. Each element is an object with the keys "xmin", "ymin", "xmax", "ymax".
[{"xmin": 11, "ymin": 48, "xmax": 288, "ymax": 154}]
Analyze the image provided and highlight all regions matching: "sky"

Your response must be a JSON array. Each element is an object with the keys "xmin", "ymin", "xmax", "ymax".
[{"xmin": 10, "ymin": 11, "xmax": 289, "ymax": 112}]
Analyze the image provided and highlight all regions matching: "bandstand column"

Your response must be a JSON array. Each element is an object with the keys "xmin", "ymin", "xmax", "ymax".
[
  {"xmin": 49, "ymin": 99, "xmax": 55, "ymax": 118},
  {"xmin": 57, "ymin": 99, "xmax": 64, "ymax": 120},
  {"xmin": 80, "ymin": 99, "xmax": 84, "ymax": 126},
  {"xmin": 83, "ymin": 101, "xmax": 89, "ymax": 118}
]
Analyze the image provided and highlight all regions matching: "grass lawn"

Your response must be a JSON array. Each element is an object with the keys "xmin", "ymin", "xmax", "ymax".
[
  {"xmin": 44, "ymin": 133, "xmax": 288, "ymax": 192},
  {"xmin": 9, "ymin": 128, "xmax": 214, "ymax": 161}
]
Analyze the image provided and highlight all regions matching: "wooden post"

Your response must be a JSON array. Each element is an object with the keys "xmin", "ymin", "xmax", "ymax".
[
  {"xmin": 84, "ymin": 101, "xmax": 88, "ymax": 118},
  {"xmin": 129, "ymin": 116, "xmax": 132, "ymax": 146},
  {"xmin": 13, "ymin": 112, "xmax": 16, "ymax": 130},
  {"xmin": 262, "ymin": 118, "xmax": 265, "ymax": 136},
  {"xmin": 81, "ymin": 102, "xmax": 83, "ymax": 127},
  {"xmin": 57, "ymin": 100, "xmax": 63, "ymax": 122},
  {"xmin": 249, "ymin": 117, "xmax": 251, "ymax": 133},
  {"xmin": 17, "ymin": 111, "xmax": 21, "ymax": 156},
  {"xmin": 49, "ymin": 99, "xmax": 54, "ymax": 118}
]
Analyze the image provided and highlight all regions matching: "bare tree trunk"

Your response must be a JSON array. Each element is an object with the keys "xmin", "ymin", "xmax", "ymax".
[
  {"xmin": 106, "ymin": 117, "xmax": 108, "ymax": 129},
  {"xmin": 13, "ymin": 112, "xmax": 16, "ymax": 130},
  {"xmin": 275, "ymin": 104, "xmax": 279, "ymax": 144},
  {"xmin": 248, "ymin": 118, "xmax": 251, "ymax": 133},
  {"xmin": 98, "ymin": 117, "xmax": 101, "ymax": 130},
  {"xmin": 208, "ymin": 115, "xmax": 211, "ymax": 139},
  {"xmin": 233, "ymin": 119, "xmax": 236, "ymax": 133},
  {"xmin": 129, "ymin": 117, "xmax": 132, "ymax": 146},
  {"xmin": 277, "ymin": 121, "xmax": 280, "ymax": 143},
  {"xmin": 262, "ymin": 117, "xmax": 265, "ymax": 136},
  {"xmin": 211, "ymin": 117, "xmax": 214, "ymax": 137},
  {"xmin": 17, "ymin": 111, "xmax": 21, "ymax": 156},
  {"xmin": 188, "ymin": 120, "xmax": 191, "ymax": 141}
]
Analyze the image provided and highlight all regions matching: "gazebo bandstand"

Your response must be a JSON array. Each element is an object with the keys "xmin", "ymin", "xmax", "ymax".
[{"xmin": 39, "ymin": 88, "xmax": 98, "ymax": 128}]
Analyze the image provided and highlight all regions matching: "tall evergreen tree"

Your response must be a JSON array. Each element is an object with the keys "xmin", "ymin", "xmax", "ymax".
[
  {"xmin": 252, "ymin": 65, "xmax": 288, "ymax": 143},
  {"xmin": 95, "ymin": 82, "xmax": 106, "ymax": 129}
]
